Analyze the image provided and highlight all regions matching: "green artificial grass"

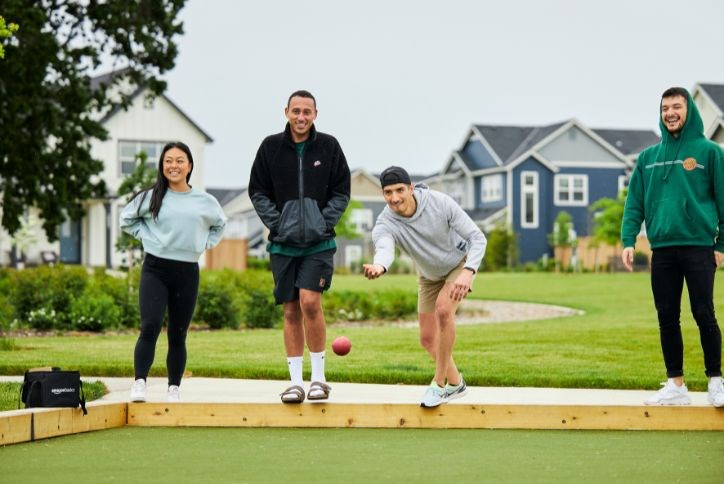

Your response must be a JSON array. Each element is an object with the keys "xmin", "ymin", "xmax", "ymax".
[
  {"xmin": 0, "ymin": 381, "xmax": 107, "ymax": 412},
  {"xmin": 1, "ymin": 427, "xmax": 722, "ymax": 483},
  {"xmin": 0, "ymin": 272, "xmax": 721, "ymax": 391}
]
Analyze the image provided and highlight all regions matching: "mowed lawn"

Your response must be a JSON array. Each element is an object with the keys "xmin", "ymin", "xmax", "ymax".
[{"xmin": 1, "ymin": 272, "xmax": 723, "ymax": 391}]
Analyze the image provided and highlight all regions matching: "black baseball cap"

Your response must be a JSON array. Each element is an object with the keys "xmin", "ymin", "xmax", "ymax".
[{"xmin": 380, "ymin": 166, "xmax": 412, "ymax": 188}]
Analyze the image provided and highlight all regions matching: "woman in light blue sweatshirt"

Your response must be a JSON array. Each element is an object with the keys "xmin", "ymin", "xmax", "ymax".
[{"xmin": 120, "ymin": 141, "xmax": 226, "ymax": 402}]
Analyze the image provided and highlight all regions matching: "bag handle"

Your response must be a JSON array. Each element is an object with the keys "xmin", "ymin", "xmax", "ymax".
[{"xmin": 79, "ymin": 380, "xmax": 87, "ymax": 415}]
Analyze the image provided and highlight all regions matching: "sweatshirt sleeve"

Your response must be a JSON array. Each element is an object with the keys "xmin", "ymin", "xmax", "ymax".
[
  {"xmin": 206, "ymin": 200, "xmax": 228, "ymax": 250},
  {"xmin": 621, "ymin": 160, "xmax": 645, "ymax": 248},
  {"xmin": 710, "ymin": 145, "xmax": 724, "ymax": 252},
  {"xmin": 119, "ymin": 192, "xmax": 151, "ymax": 241},
  {"xmin": 371, "ymin": 219, "xmax": 396, "ymax": 270},
  {"xmin": 447, "ymin": 198, "xmax": 487, "ymax": 272}
]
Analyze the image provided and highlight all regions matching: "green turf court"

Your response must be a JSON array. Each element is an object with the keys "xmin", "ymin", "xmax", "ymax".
[{"xmin": 1, "ymin": 427, "xmax": 722, "ymax": 483}]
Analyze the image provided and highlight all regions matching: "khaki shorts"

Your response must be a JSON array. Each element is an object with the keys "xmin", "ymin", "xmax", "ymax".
[{"xmin": 417, "ymin": 258, "xmax": 473, "ymax": 314}]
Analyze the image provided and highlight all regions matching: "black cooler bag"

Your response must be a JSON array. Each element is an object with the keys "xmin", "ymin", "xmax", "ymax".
[{"xmin": 19, "ymin": 368, "xmax": 87, "ymax": 414}]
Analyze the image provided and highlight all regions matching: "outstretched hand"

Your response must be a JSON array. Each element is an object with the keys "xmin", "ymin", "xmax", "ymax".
[{"xmin": 363, "ymin": 263, "xmax": 386, "ymax": 280}]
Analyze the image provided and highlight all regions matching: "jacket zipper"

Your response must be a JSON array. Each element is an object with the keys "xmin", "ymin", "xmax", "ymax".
[{"xmin": 298, "ymin": 153, "xmax": 305, "ymax": 243}]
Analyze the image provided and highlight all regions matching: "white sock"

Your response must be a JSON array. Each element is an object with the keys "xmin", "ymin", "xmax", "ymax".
[
  {"xmin": 287, "ymin": 356, "xmax": 303, "ymax": 387},
  {"xmin": 310, "ymin": 351, "xmax": 325, "ymax": 383},
  {"xmin": 709, "ymin": 376, "xmax": 723, "ymax": 387}
]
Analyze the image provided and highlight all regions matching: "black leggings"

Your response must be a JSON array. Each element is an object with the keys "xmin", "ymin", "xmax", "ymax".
[
  {"xmin": 651, "ymin": 246, "xmax": 722, "ymax": 378},
  {"xmin": 134, "ymin": 253, "xmax": 199, "ymax": 386}
]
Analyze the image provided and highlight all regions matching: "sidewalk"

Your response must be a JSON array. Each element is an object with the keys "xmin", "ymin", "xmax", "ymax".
[{"xmin": 0, "ymin": 375, "xmax": 713, "ymax": 406}]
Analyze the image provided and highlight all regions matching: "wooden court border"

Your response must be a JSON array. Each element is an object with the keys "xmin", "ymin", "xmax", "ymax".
[{"xmin": 3, "ymin": 401, "xmax": 723, "ymax": 445}]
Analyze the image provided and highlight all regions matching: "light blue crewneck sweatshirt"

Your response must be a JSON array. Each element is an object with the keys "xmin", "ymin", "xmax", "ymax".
[{"xmin": 120, "ymin": 187, "xmax": 227, "ymax": 262}]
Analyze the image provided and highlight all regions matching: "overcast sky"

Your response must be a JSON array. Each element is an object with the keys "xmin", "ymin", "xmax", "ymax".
[{"xmin": 161, "ymin": 0, "xmax": 724, "ymax": 188}]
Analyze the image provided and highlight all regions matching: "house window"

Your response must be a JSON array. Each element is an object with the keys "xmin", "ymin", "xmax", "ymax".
[
  {"xmin": 520, "ymin": 171, "xmax": 538, "ymax": 229},
  {"xmin": 481, "ymin": 174, "xmax": 502, "ymax": 202},
  {"xmin": 345, "ymin": 245, "xmax": 362, "ymax": 268},
  {"xmin": 554, "ymin": 174, "xmax": 588, "ymax": 206},
  {"xmin": 350, "ymin": 208, "xmax": 373, "ymax": 234},
  {"xmin": 618, "ymin": 175, "xmax": 628, "ymax": 195},
  {"xmin": 119, "ymin": 141, "xmax": 165, "ymax": 177}
]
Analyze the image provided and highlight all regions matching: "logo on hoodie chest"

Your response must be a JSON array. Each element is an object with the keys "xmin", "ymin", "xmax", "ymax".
[{"xmin": 682, "ymin": 157, "xmax": 697, "ymax": 171}]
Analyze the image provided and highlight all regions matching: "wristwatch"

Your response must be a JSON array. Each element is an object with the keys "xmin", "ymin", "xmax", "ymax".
[{"xmin": 464, "ymin": 267, "xmax": 476, "ymax": 274}]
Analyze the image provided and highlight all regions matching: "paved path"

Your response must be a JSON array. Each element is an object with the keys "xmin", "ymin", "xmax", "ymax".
[{"xmin": 1, "ymin": 375, "xmax": 713, "ymax": 407}]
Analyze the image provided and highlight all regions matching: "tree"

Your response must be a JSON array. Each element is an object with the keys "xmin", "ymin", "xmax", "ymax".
[
  {"xmin": 0, "ymin": 1, "xmax": 185, "ymax": 239},
  {"xmin": 484, "ymin": 222, "xmax": 518, "ymax": 271},
  {"xmin": 334, "ymin": 199, "xmax": 364, "ymax": 240},
  {"xmin": 589, "ymin": 189, "xmax": 627, "ymax": 271},
  {"xmin": 548, "ymin": 210, "xmax": 575, "ymax": 272},
  {"xmin": 115, "ymin": 152, "xmax": 156, "ymax": 268},
  {"xmin": 0, "ymin": 15, "xmax": 19, "ymax": 59}
]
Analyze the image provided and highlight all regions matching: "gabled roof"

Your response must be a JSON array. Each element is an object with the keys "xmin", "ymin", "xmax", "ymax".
[
  {"xmin": 699, "ymin": 83, "xmax": 724, "ymax": 113},
  {"xmin": 592, "ymin": 129, "xmax": 660, "ymax": 155},
  {"xmin": 505, "ymin": 121, "xmax": 568, "ymax": 162},
  {"xmin": 207, "ymin": 187, "xmax": 246, "ymax": 206},
  {"xmin": 466, "ymin": 120, "xmax": 655, "ymax": 171},
  {"xmin": 474, "ymin": 125, "xmax": 535, "ymax": 163},
  {"xmin": 91, "ymin": 69, "xmax": 214, "ymax": 142}
]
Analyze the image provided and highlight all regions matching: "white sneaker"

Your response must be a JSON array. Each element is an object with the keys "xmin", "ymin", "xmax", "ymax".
[
  {"xmin": 707, "ymin": 377, "xmax": 724, "ymax": 407},
  {"xmin": 167, "ymin": 385, "xmax": 180, "ymax": 402},
  {"xmin": 644, "ymin": 380, "xmax": 691, "ymax": 405},
  {"xmin": 130, "ymin": 379, "xmax": 146, "ymax": 402},
  {"xmin": 420, "ymin": 382, "xmax": 446, "ymax": 408}
]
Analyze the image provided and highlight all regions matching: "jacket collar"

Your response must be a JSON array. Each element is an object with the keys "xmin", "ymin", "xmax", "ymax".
[{"xmin": 283, "ymin": 122, "xmax": 317, "ymax": 146}]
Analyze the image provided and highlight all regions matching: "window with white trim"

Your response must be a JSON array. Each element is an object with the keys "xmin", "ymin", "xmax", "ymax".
[
  {"xmin": 554, "ymin": 174, "xmax": 588, "ymax": 206},
  {"xmin": 119, "ymin": 141, "xmax": 165, "ymax": 177},
  {"xmin": 480, "ymin": 174, "xmax": 502, "ymax": 202},
  {"xmin": 520, "ymin": 171, "xmax": 538, "ymax": 228},
  {"xmin": 350, "ymin": 208, "xmax": 373, "ymax": 234}
]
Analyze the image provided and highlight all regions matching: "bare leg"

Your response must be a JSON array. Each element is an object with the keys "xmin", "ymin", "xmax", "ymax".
[
  {"xmin": 299, "ymin": 289, "xmax": 326, "ymax": 353},
  {"xmin": 432, "ymin": 282, "xmax": 461, "ymax": 387},
  {"xmin": 283, "ymin": 301, "xmax": 304, "ymax": 357}
]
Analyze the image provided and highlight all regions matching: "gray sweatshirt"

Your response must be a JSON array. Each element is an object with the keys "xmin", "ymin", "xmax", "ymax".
[
  {"xmin": 372, "ymin": 184, "xmax": 487, "ymax": 280},
  {"xmin": 120, "ymin": 187, "xmax": 227, "ymax": 263}
]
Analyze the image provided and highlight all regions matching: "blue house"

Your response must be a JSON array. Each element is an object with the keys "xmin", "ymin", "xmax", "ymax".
[{"xmin": 427, "ymin": 119, "xmax": 658, "ymax": 264}]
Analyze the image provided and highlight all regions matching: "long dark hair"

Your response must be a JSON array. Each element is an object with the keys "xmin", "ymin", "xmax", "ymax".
[{"xmin": 130, "ymin": 141, "xmax": 194, "ymax": 221}]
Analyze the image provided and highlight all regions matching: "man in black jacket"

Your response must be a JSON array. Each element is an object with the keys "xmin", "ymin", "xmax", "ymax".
[{"xmin": 249, "ymin": 90, "xmax": 350, "ymax": 403}]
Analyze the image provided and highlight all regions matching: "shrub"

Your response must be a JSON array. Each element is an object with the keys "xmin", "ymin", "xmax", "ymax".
[
  {"xmin": 195, "ymin": 277, "xmax": 240, "ymax": 329},
  {"xmin": 242, "ymin": 289, "xmax": 282, "ymax": 328},
  {"xmin": 25, "ymin": 306, "xmax": 59, "ymax": 331},
  {"xmin": 90, "ymin": 268, "xmax": 139, "ymax": 328},
  {"xmin": 11, "ymin": 265, "xmax": 88, "ymax": 327},
  {"xmin": 246, "ymin": 257, "xmax": 270, "ymax": 271},
  {"xmin": 323, "ymin": 289, "xmax": 416, "ymax": 323},
  {"xmin": 69, "ymin": 292, "xmax": 122, "ymax": 332}
]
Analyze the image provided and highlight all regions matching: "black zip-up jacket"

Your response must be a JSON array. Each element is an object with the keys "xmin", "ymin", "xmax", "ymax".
[{"xmin": 248, "ymin": 123, "xmax": 351, "ymax": 248}]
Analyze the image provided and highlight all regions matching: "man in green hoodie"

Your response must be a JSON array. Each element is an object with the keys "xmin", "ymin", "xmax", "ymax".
[{"xmin": 621, "ymin": 87, "xmax": 724, "ymax": 407}]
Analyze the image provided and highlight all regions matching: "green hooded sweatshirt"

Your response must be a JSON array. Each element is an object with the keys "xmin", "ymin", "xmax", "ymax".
[{"xmin": 621, "ymin": 89, "xmax": 724, "ymax": 251}]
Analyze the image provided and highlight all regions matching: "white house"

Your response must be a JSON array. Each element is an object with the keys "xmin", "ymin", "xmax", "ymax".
[{"xmin": 0, "ymin": 70, "xmax": 214, "ymax": 268}]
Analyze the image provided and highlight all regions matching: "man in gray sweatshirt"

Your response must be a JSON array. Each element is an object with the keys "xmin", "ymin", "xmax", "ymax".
[{"xmin": 363, "ymin": 166, "xmax": 487, "ymax": 407}]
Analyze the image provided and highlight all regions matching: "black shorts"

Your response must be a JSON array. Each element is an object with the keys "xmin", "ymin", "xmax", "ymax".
[{"xmin": 269, "ymin": 249, "xmax": 335, "ymax": 304}]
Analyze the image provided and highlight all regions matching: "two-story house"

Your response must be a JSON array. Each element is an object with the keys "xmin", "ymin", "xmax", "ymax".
[{"xmin": 427, "ymin": 119, "xmax": 658, "ymax": 264}]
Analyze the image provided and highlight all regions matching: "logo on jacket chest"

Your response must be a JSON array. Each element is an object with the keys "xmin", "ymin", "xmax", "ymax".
[{"xmin": 313, "ymin": 160, "xmax": 322, "ymax": 167}]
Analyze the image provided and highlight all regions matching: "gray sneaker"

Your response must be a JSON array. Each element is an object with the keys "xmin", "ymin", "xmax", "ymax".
[
  {"xmin": 420, "ymin": 383, "xmax": 446, "ymax": 408},
  {"xmin": 445, "ymin": 374, "xmax": 468, "ymax": 401}
]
